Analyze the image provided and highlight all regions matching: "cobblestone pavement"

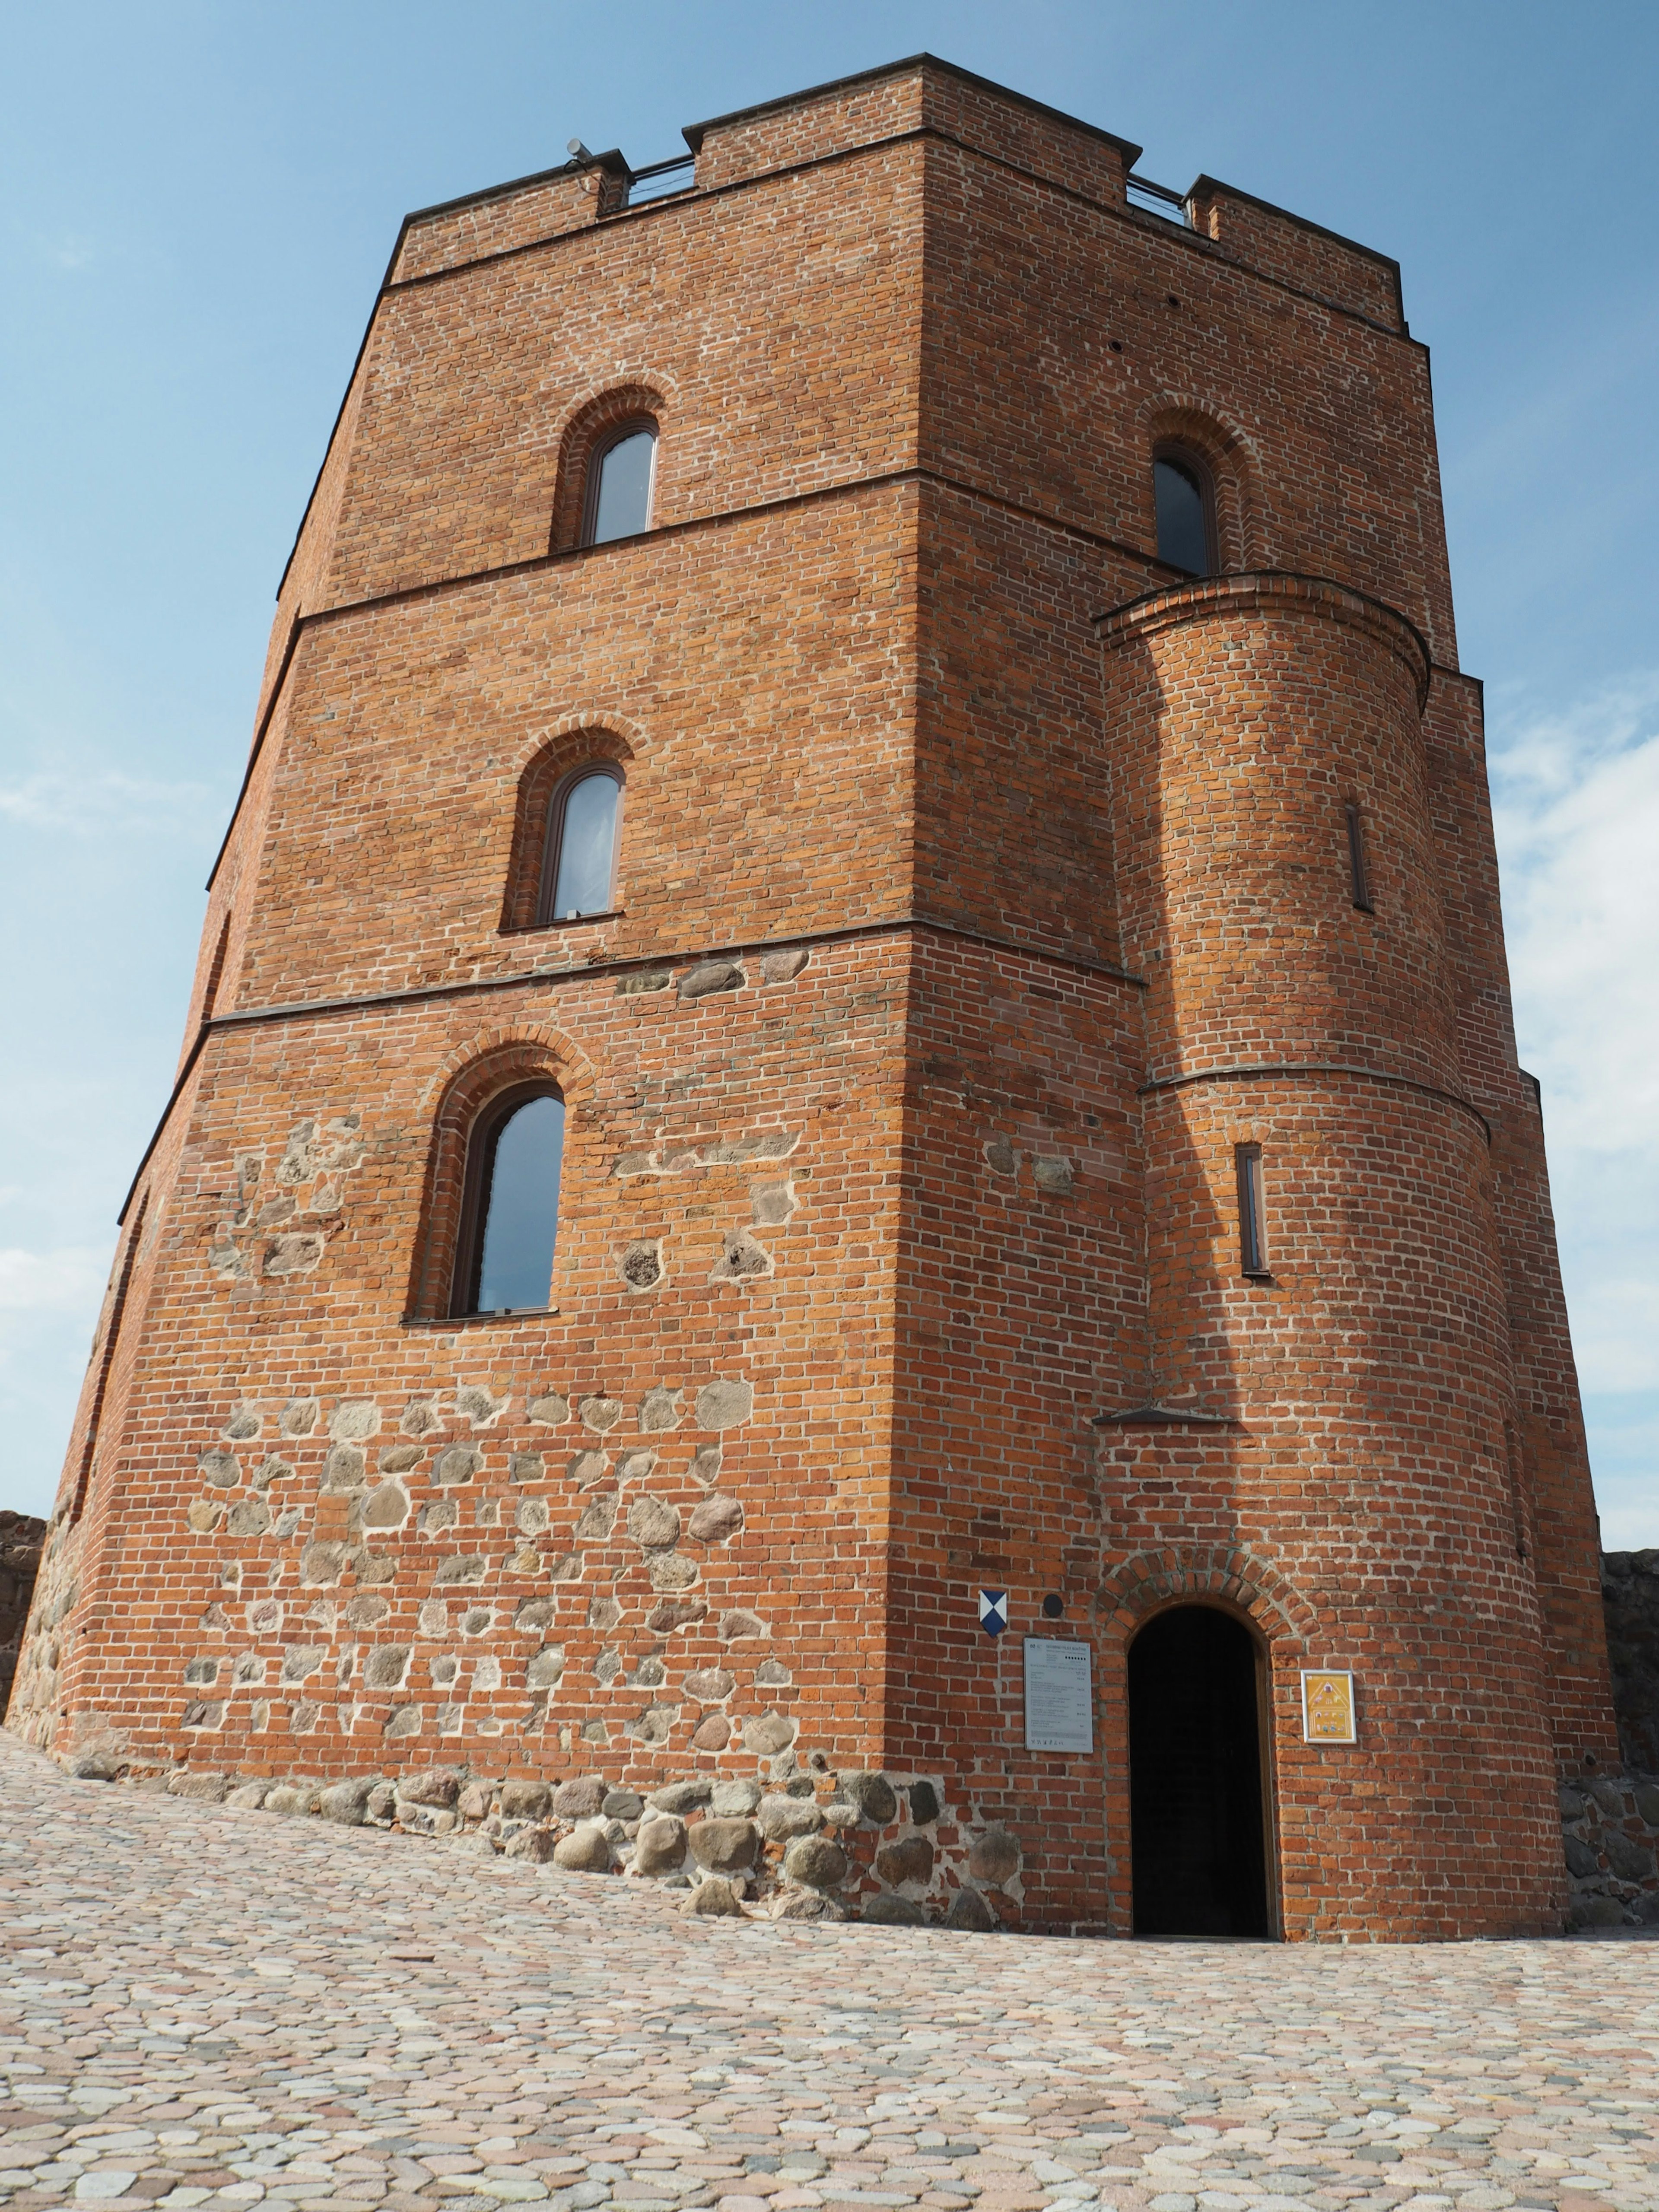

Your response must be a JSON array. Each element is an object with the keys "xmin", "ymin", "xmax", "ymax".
[{"xmin": 2, "ymin": 1738, "xmax": 1655, "ymax": 2212}]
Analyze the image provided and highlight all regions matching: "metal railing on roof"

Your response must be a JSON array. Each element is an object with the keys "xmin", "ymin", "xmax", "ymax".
[
  {"xmin": 625, "ymin": 153, "xmax": 696, "ymax": 205},
  {"xmin": 1126, "ymin": 173, "xmax": 1192, "ymax": 227}
]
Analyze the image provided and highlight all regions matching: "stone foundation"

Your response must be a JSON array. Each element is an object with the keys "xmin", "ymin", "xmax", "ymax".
[
  {"xmin": 1602, "ymin": 1549, "xmax": 1659, "ymax": 1772},
  {"xmin": 62, "ymin": 1755, "xmax": 1022, "ymax": 1928},
  {"xmin": 0, "ymin": 1512, "xmax": 46, "ymax": 1722}
]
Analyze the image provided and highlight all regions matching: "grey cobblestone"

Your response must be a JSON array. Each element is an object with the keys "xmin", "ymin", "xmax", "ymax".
[{"xmin": 0, "ymin": 1735, "xmax": 1654, "ymax": 2212}]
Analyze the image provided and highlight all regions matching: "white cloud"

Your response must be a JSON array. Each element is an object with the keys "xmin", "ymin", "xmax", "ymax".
[
  {"xmin": 0, "ymin": 1246, "xmax": 109, "ymax": 1313},
  {"xmin": 0, "ymin": 767, "xmax": 214, "ymax": 836},
  {"xmin": 1489, "ymin": 675, "xmax": 1659, "ymax": 1542}
]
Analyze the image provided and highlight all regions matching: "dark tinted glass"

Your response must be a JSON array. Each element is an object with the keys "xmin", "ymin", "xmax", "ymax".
[
  {"xmin": 550, "ymin": 772, "xmax": 620, "ymax": 919},
  {"xmin": 474, "ymin": 1093, "xmax": 564, "ymax": 1313},
  {"xmin": 1154, "ymin": 455, "xmax": 1211, "ymax": 575},
  {"xmin": 589, "ymin": 427, "xmax": 656, "ymax": 543}
]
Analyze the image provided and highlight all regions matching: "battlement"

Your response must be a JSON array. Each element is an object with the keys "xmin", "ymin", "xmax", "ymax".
[{"xmin": 386, "ymin": 56, "xmax": 1399, "ymax": 333}]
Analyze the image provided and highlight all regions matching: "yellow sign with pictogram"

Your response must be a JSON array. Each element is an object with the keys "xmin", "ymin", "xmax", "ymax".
[{"xmin": 1301, "ymin": 1669, "xmax": 1357, "ymax": 1743}]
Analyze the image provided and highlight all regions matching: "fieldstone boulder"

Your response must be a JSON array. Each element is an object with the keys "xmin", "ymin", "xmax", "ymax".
[
  {"xmin": 969, "ymin": 1827, "xmax": 1021, "ymax": 1885},
  {"xmin": 553, "ymin": 1824, "xmax": 613, "ymax": 1872},
  {"xmin": 688, "ymin": 1495, "xmax": 744, "ymax": 1544},
  {"xmin": 647, "ymin": 1599, "xmax": 708, "ymax": 1635},
  {"xmin": 909, "ymin": 1781, "xmax": 941, "ymax": 1824},
  {"xmin": 505, "ymin": 1827, "xmax": 556, "ymax": 1863},
  {"xmin": 877, "ymin": 1834, "xmax": 934, "ymax": 1887},
  {"xmin": 710, "ymin": 1780, "xmax": 761, "ymax": 1816},
  {"xmin": 783, "ymin": 1835, "xmax": 849, "ymax": 1891},
  {"xmin": 839, "ymin": 1770, "xmax": 898, "ymax": 1826},
  {"xmin": 603, "ymin": 1789, "xmax": 643, "ymax": 1819},
  {"xmin": 1564, "ymin": 1835, "xmax": 1602, "ymax": 1878},
  {"xmin": 692, "ymin": 1714, "xmax": 731, "ymax": 1751},
  {"xmin": 501, "ymin": 1779, "xmax": 551, "ymax": 1820},
  {"xmin": 772, "ymin": 1888, "xmax": 843, "ymax": 1921},
  {"xmin": 759, "ymin": 1795, "xmax": 823, "ymax": 1842},
  {"xmin": 1605, "ymin": 1831, "xmax": 1656, "ymax": 1881},
  {"xmin": 863, "ymin": 1894, "xmax": 925, "ymax": 1926},
  {"xmin": 947, "ymin": 1886, "xmax": 997, "ymax": 1932},
  {"xmin": 696, "ymin": 1380, "xmax": 753, "ymax": 1430},
  {"xmin": 554, "ymin": 1776, "xmax": 607, "ymax": 1820},
  {"xmin": 679, "ymin": 961, "xmax": 744, "ymax": 1000},
  {"xmin": 650, "ymin": 1780, "xmax": 712, "ymax": 1815},
  {"xmin": 319, "ymin": 1779, "xmax": 375, "ymax": 1826},
  {"xmin": 682, "ymin": 1877, "xmax": 744, "ymax": 1916},
  {"xmin": 690, "ymin": 1818, "xmax": 759, "ymax": 1873},
  {"xmin": 743, "ymin": 1712, "xmax": 796, "ymax": 1755},
  {"xmin": 227, "ymin": 1780, "xmax": 270, "ymax": 1810},
  {"xmin": 633, "ymin": 1815, "xmax": 687, "ymax": 1875},
  {"xmin": 167, "ymin": 1772, "xmax": 228, "ymax": 1803},
  {"xmin": 399, "ymin": 1766, "xmax": 464, "ymax": 1809},
  {"xmin": 627, "ymin": 1497, "xmax": 681, "ymax": 1550}
]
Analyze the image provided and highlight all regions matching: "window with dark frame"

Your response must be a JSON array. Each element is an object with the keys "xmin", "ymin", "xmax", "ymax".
[
  {"xmin": 1345, "ymin": 803, "xmax": 1373, "ymax": 912},
  {"xmin": 452, "ymin": 1085, "xmax": 566, "ymax": 1318},
  {"xmin": 1153, "ymin": 447, "xmax": 1217, "ymax": 577},
  {"xmin": 583, "ymin": 421, "xmax": 657, "ymax": 545},
  {"xmin": 538, "ymin": 764, "xmax": 623, "ymax": 924},
  {"xmin": 1235, "ymin": 1144, "xmax": 1269, "ymax": 1278}
]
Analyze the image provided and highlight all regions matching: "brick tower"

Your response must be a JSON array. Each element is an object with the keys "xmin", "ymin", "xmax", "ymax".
[{"xmin": 12, "ymin": 57, "xmax": 1618, "ymax": 1938}]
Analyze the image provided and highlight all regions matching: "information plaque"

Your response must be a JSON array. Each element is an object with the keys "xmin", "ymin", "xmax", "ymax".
[
  {"xmin": 1023, "ymin": 1636, "xmax": 1093, "ymax": 1753},
  {"xmin": 1301, "ymin": 1669, "xmax": 1357, "ymax": 1743}
]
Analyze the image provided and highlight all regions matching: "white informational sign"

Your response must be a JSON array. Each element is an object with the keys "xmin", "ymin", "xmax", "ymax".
[{"xmin": 1023, "ymin": 1636, "xmax": 1094, "ymax": 1753}]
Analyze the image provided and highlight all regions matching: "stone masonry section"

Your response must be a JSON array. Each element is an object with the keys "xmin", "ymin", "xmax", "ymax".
[
  {"xmin": 12, "ymin": 56, "xmax": 1620, "ymax": 1939},
  {"xmin": 2, "ymin": 1735, "xmax": 1657, "ymax": 2212}
]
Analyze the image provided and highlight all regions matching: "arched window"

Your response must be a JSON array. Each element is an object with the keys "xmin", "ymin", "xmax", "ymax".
[
  {"xmin": 1153, "ymin": 447, "xmax": 1216, "ymax": 576},
  {"xmin": 583, "ymin": 422, "xmax": 657, "ymax": 545},
  {"xmin": 454, "ymin": 1086, "xmax": 566, "ymax": 1317},
  {"xmin": 539, "ymin": 764, "xmax": 622, "ymax": 923}
]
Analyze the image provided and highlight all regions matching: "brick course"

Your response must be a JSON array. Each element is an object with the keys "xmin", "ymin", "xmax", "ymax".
[{"xmin": 11, "ymin": 55, "xmax": 1617, "ymax": 1939}]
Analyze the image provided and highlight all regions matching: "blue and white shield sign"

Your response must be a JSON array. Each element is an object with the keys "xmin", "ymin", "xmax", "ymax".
[{"xmin": 978, "ymin": 1588, "xmax": 1008, "ymax": 1638}]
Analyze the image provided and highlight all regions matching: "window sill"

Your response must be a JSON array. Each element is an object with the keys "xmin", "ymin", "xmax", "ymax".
[
  {"xmin": 401, "ymin": 1307, "xmax": 560, "ymax": 1329},
  {"xmin": 500, "ymin": 910, "xmax": 625, "ymax": 938}
]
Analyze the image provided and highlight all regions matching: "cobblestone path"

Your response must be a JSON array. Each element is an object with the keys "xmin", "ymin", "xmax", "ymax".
[{"xmin": 1, "ymin": 1738, "xmax": 1654, "ymax": 2212}]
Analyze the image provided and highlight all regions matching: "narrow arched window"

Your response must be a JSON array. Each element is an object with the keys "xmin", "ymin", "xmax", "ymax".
[
  {"xmin": 584, "ymin": 422, "xmax": 657, "ymax": 545},
  {"xmin": 454, "ymin": 1086, "xmax": 566, "ymax": 1316},
  {"xmin": 1153, "ymin": 448, "xmax": 1216, "ymax": 576},
  {"xmin": 539, "ymin": 765, "xmax": 622, "ymax": 923}
]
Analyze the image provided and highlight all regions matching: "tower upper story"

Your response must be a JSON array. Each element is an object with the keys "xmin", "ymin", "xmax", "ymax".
[{"xmin": 209, "ymin": 54, "xmax": 1458, "ymax": 1031}]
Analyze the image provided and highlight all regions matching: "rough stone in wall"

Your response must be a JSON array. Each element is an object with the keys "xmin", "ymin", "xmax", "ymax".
[
  {"xmin": 1558, "ymin": 1767, "xmax": 1659, "ymax": 1929},
  {"xmin": 0, "ymin": 1513, "xmax": 47, "ymax": 1721},
  {"xmin": 1602, "ymin": 1550, "xmax": 1659, "ymax": 1773}
]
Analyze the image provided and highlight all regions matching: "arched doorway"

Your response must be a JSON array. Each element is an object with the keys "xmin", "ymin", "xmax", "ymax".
[{"xmin": 1128, "ymin": 1605, "xmax": 1272, "ymax": 1936}]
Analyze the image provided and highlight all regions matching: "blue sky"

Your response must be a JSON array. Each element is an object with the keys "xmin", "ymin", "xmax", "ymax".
[{"xmin": 3, "ymin": 2, "xmax": 1656, "ymax": 1542}]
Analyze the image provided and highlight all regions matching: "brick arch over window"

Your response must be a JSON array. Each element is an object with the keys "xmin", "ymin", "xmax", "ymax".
[
  {"xmin": 499, "ymin": 728, "xmax": 636, "ymax": 933},
  {"xmin": 549, "ymin": 383, "xmax": 668, "ymax": 553},
  {"xmin": 1143, "ymin": 401, "xmax": 1267, "ymax": 573},
  {"xmin": 1093, "ymin": 1545, "xmax": 1319, "ymax": 1650},
  {"xmin": 405, "ymin": 1032, "xmax": 593, "ymax": 1322}
]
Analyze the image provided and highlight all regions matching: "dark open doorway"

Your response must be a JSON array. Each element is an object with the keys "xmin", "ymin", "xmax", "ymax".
[{"xmin": 1128, "ymin": 1604, "xmax": 1272, "ymax": 1936}]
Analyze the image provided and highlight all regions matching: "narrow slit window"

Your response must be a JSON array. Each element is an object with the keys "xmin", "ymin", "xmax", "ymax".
[
  {"xmin": 456, "ymin": 1088, "xmax": 566, "ymax": 1317},
  {"xmin": 540, "ymin": 766, "xmax": 622, "ymax": 922},
  {"xmin": 1153, "ymin": 449, "xmax": 1215, "ymax": 576},
  {"xmin": 1236, "ymin": 1144, "xmax": 1268, "ymax": 1277},
  {"xmin": 585, "ymin": 423, "xmax": 657, "ymax": 545},
  {"xmin": 1346, "ymin": 804, "xmax": 1373, "ymax": 912}
]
